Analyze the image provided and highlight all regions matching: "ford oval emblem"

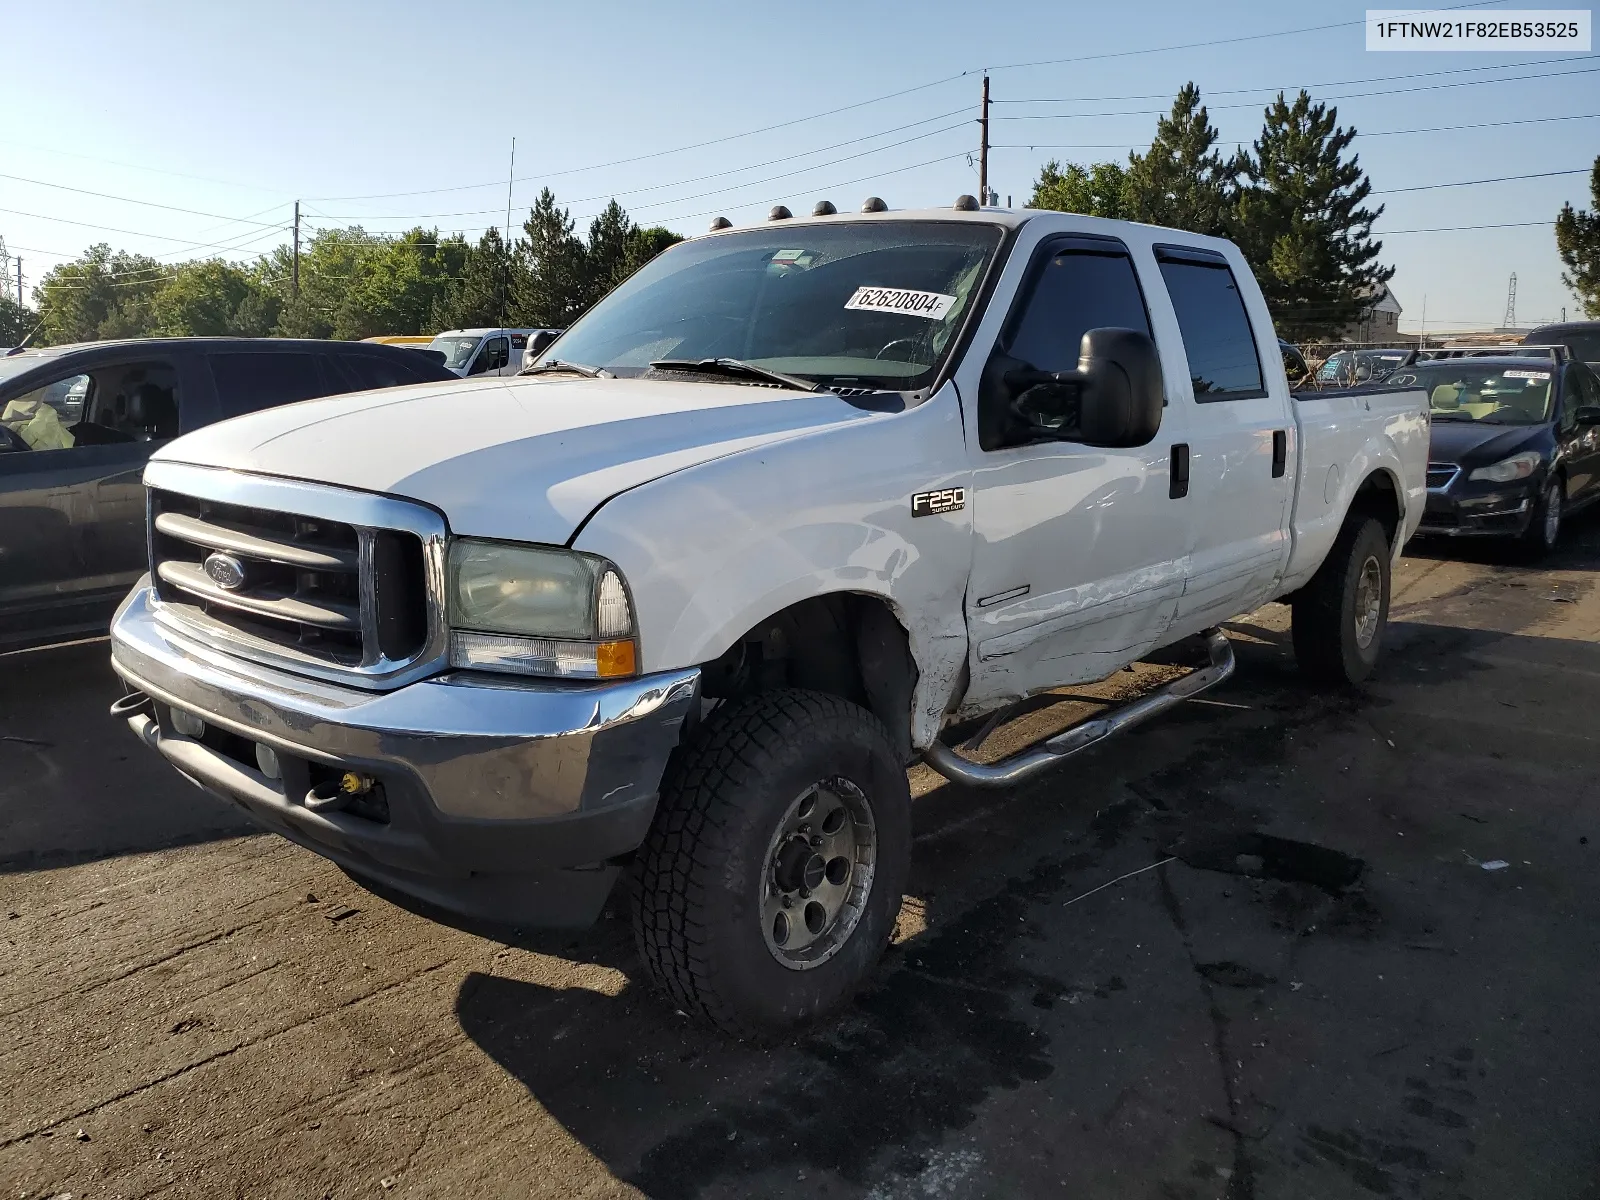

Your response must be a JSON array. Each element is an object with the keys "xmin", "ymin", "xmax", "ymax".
[{"xmin": 203, "ymin": 552, "xmax": 247, "ymax": 591}]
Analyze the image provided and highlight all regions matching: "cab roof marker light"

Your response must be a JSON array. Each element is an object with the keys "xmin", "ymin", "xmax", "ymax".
[
  {"xmin": 769, "ymin": 205, "xmax": 792, "ymax": 221},
  {"xmin": 953, "ymin": 194, "xmax": 980, "ymax": 211},
  {"xmin": 708, "ymin": 216, "xmax": 732, "ymax": 231},
  {"xmin": 860, "ymin": 196, "xmax": 887, "ymax": 213},
  {"xmin": 811, "ymin": 200, "xmax": 837, "ymax": 216}
]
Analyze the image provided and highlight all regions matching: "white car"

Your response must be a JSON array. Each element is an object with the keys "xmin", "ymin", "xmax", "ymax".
[
  {"xmin": 110, "ymin": 202, "xmax": 1429, "ymax": 1036},
  {"xmin": 427, "ymin": 327, "xmax": 560, "ymax": 377}
]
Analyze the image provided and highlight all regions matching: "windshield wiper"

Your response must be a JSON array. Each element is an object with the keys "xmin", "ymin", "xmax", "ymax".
[
  {"xmin": 1429, "ymin": 413, "xmax": 1474, "ymax": 421},
  {"xmin": 519, "ymin": 360, "xmax": 611, "ymax": 378},
  {"xmin": 649, "ymin": 357, "xmax": 822, "ymax": 393}
]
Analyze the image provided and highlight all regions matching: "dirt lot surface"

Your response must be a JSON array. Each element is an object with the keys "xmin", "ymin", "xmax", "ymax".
[{"xmin": 4, "ymin": 522, "xmax": 1600, "ymax": 1200}]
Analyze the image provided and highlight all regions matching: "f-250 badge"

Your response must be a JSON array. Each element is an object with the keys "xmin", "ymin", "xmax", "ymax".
[{"xmin": 911, "ymin": 487, "xmax": 965, "ymax": 517}]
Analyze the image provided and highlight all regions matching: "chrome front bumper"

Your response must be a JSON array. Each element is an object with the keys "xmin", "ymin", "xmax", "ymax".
[{"xmin": 109, "ymin": 582, "xmax": 699, "ymax": 927}]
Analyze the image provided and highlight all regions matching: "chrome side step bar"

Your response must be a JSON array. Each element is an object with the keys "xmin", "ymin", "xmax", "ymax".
[{"xmin": 922, "ymin": 629, "xmax": 1235, "ymax": 789}]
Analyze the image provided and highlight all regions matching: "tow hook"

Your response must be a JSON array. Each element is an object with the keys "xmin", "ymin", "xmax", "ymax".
[{"xmin": 305, "ymin": 771, "xmax": 377, "ymax": 813}]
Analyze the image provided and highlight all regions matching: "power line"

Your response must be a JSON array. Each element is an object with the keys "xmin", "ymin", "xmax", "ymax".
[
  {"xmin": 1378, "ymin": 220, "xmax": 1555, "ymax": 234},
  {"xmin": 991, "ymin": 53, "xmax": 1597, "ymax": 105},
  {"xmin": 0, "ymin": 205, "xmax": 292, "ymax": 253},
  {"xmin": 0, "ymin": 172, "xmax": 288, "ymax": 229},
  {"xmin": 994, "ymin": 61, "xmax": 1600, "ymax": 122},
  {"xmin": 1373, "ymin": 168, "xmax": 1590, "ymax": 195}
]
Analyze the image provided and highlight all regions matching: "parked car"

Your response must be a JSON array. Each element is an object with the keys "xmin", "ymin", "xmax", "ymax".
[
  {"xmin": 1523, "ymin": 321, "xmax": 1600, "ymax": 370},
  {"xmin": 0, "ymin": 337, "xmax": 456, "ymax": 652},
  {"xmin": 1389, "ymin": 355, "xmax": 1600, "ymax": 555},
  {"xmin": 109, "ymin": 204, "xmax": 1428, "ymax": 1035},
  {"xmin": 427, "ymin": 327, "xmax": 562, "ymax": 377},
  {"xmin": 1312, "ymin": 347, "xmax": 1410, "ymax": 387}
]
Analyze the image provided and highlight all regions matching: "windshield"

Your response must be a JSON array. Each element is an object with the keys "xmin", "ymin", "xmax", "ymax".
[
  {"xmin": 539, "ymin": 221, "xmax": 1005, "ymax": 391},
  {"xmin": 428, "ymin": 336, "xmax": 482, "ymax": 370},
  {"xmin": 1384, "ymin": 363, "xmax": 1554, "ymax": 425}
]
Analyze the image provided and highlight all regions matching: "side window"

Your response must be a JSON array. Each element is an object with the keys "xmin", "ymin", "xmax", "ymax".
[
  {"xmin": 332, "ymin": 353, "xmax": 414, "ymax": 392},
  {"xmin": 1559, "ymin": 366, "xmax": 1583, "ymax": 432},
  {"xmin": 1157, "ymin": 253, "xmax": 1266, "ymax": 401},
  {"xmin": 0, "ymin": 373, "xmax": 93, "ymax": 451},
  {"xmin": 82, "ymin": 360, "xmax": 182, "ymax": 444},
  {"xmin": 209, "ymin": 353, "xmax": 328, "ymax": 418},
  {"xmin": 471, "ymin": 337, "xmax": 510, "ymax": 375},
  {"xmin": 1005, "ymin": 248, "xmax": 1152, "ymax": 375}
]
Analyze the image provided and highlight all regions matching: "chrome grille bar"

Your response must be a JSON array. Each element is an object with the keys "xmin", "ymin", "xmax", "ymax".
[
  {"xmin": 153, "ymin": 511, "xmax": 359, "ymax": 571},
  {"xmin": 156, "ymin": 560, "xmax": 361, "ymax": 631}
]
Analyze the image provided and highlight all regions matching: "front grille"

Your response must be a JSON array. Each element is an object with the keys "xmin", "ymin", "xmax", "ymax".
[
  {"xmin": 150, "ymin": 489, "xmax": 428, "ymax": 672},
  {"xmin": 1426, "ymin": 462, "xmax": 1460, "ymax": 490}
]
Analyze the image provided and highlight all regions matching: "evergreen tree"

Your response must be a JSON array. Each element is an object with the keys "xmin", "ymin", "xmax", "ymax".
[
  {"xmin": 436, "ymin": 227, "xmax": 515, "ymax": 329},
  {"xmin": 1027, "ymin": 160, "xmax": 1131, "ymax": 219},
  {"xmin": 583, "ymin": 200, "xmax": 635, "ymax": 308},
  {"xmin": 1555, "ymin": 156, "xmax": 1600, "ymax": 318},
  {"xmin": 1124, "ymin": 83, "xmax": 1236, "ymax": 236},
  {"xmin": 1234, "ymin": 91, "xmax": 1393, "ymax": 342},
  {"xmin": 514, "ymin": 189, "xmax": 588, "ymax": 327}
]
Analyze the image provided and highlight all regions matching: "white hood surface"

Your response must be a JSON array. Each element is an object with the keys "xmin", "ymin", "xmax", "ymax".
[{"xmin": 155, "ymin": 377, "xmax": 882, "ymax": 544}]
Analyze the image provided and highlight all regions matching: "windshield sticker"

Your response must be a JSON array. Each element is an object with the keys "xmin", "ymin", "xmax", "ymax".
[
  {"xmin": 845, "ymin": 286, "xmax": 957, "ymax": 321},
  {"xmin": 1503, "ymin": 370, "xmax": 1551, "ymax": 380}
]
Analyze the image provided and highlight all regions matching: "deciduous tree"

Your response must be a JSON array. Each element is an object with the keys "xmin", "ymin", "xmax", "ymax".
[{"xmin": 1027, "ymin": 160, "xmax": 1131, "ymax": 219}]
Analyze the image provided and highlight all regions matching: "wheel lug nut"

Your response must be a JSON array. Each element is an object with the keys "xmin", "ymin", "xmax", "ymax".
[
  {"xmin": 799, "ymin": 887, "xmax": 811, "ymax": 899},
  {"xmin": 797, "ymin": 823, "xmax": 811, "ymax": 834},
  {"xmin": 782, "ymin": 895, "xmax": 793, "ymax": 908},
  {"xmin": 809, "ymin": 835, "xmax": 822, "ymax": 847}
]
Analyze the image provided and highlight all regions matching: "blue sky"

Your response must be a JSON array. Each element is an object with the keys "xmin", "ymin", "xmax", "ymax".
[{"xmin": 2, "ymin": 0, "xmax": 1595, "ymax": 332}]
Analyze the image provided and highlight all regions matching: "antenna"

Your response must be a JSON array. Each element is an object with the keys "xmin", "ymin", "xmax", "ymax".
[
  {"xmin": 499, "ymin": 137, "xmax": 516, "ymax": 332},
  {"xmin": 1502, "ymin": 272, "xmax": 1517, "ymax": 329}
]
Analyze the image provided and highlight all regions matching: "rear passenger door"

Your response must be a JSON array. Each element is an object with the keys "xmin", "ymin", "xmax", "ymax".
[
  {"xmin": 1152, "ymin": 245, "xmax": 1293, "ymax": 632},
  {"xmin": 206, "ymin": 350, "xmax": 332, "ymax": 419}
]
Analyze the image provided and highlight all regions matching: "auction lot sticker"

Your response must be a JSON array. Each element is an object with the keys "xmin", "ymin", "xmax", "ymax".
[
  {"xmin": 1367, "ymin": 9, "xmax": 1590, "ymax": 50},
  {"xmin": 845, "ymin": 286, "xmax": 957, "ymax": 320}
]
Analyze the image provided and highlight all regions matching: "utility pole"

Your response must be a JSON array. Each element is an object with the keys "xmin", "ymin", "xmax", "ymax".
[
  {"xmin": 292, "ymin": 201, "xmax": 301, "ymax": 301},
  {"xmin": 978, "ymin": 74, "xmax": 990, "ymax": 207},
  {"xmin": 1418, "ymin": 294, "xmax": 1427, "ymax": 348},
  {"xmin": 1502, "ymin": 272, "xmax": 1516, "ymax": 329},
  {"xmin": 15, "ymin": 257, "xmax": 22, "ymax": 310}
]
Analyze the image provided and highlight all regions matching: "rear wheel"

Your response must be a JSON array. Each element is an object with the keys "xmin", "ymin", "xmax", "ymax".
[
  {"xmin": 1292, "ymin": 516, "xmax": 1391, "ymax": 685},
  {"xmin": 631, "ymin": 688, "xmax": 911, "ymax": 1038},
  {"xmin": 1519, "ymin": 477, "xmax": 1563, "ymax": 559}
]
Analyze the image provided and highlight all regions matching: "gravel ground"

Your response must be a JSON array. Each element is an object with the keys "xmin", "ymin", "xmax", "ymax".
[{"xmin": 3, "ymin": 517, "xmax": 1599, "ymax": 1200}]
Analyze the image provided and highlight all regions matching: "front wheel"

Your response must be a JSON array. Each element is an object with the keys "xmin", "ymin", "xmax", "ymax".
[
  {"xmin": 631, "ymin": 689, "xmax": 911, "ymax": 1038},
  {"xmin": 1519, "ymin": 477, "xmax": 1563, "ymax": 559},
  {"xmin": 1292, "ymin": 516, "xmax": 1391, "ymax": 685}
]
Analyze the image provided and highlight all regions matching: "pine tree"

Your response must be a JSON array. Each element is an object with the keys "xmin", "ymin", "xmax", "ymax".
[
  {"xmin": 1124, "ymin": 83, "xmax": 1235, "ymax": 236},
  {"xmin": 437, "ymin": 227, "xmax": 514, "ymax": 329},
  {"xmin": 1027, "ymin": 160, "xmax": 1131, "ymax": 219},
  {"xmin": 514, "ymin": 189, "xmax": 589, "ymax": 327},
  {"xmin": 1234, "ymin": 91, "xmax": 1393, "ymax": 342},
  {"xmin": 1555, "ymin": 156, "xmax": 1600, "ymax": 318},
  {"xmin": 583, "ymin": 200, "xmax": 634, "ymax": 309}
]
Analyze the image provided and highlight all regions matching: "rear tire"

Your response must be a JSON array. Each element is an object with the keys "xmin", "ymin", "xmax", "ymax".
[
  {"xmin": 631, "ymin": 688, "xmax": 911, "ymax": 1038},
  {"xmin": 1518, "ymin": 476, "xmax": 1562, "ymax": 560},
  {"xmin": 1292, "ymin": 516, "xmax": 1391, "ymax": 685}
]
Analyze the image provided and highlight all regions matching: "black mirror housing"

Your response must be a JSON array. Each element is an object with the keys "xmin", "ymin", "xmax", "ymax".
[
  {"xmin": 1575, "ymin": 405, "xmax": 1600, "ymax": 425},
  {"xmin": 1075, "ymin": 327, "xmax": 1164, "ymax": 447}
]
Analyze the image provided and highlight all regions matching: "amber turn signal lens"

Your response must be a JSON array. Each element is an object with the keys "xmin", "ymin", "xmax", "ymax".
[{"xmin": 595, "ymin": 639, "xmax": 637, "ymax": 678}]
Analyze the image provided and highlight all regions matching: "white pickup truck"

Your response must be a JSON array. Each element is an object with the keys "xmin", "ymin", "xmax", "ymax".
[{"xmin": 109, "ymin": 201, "xmax": 1428, "ymax": 1035}]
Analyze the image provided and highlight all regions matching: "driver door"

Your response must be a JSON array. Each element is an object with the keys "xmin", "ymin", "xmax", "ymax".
[{"xmin": 961, "ymin": 235, "xmax": 1193, "ymax": 707}]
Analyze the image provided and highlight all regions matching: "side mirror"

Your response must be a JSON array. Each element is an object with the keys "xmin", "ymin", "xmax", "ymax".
[
  {"xmin": 529, "ymin": 330, "xmax": 560, "ymax": 355},
  {"xmin": 981, "ymin": 327, "xmax": 1164, "ymax": 449},
  {"xmin": 1575, "ymin": 405, "xmax": 1600, "ymax": 425}
]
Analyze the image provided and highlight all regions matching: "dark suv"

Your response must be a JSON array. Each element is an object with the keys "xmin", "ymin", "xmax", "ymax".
[{"xmin": 0, "ymin": 338, "xmax": 456, "ymax": 652}]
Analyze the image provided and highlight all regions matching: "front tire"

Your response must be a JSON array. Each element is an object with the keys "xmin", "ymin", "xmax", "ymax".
[
  {"xmin": 1292, "ymin": 516, "xmax": 1391, "ymax": 685},
  {"xmin": 1519, "ymin": 476, "xmax": 1563, "ymax": 559},
  {"xmin": 631, "ymin": 688, "xmax": 911, "ymax": 1038}
]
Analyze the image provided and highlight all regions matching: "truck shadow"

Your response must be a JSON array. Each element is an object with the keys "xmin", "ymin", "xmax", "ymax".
[
  {"xmin": 0, "ymin": 639, "xmax": 254, "ymax": 871},
  {"xmin": 450, "ymin": 613, "xmax": 1600, "ymax": 1197}
]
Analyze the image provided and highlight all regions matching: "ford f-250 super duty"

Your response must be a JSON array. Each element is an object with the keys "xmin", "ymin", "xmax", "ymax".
[{"xmin": 109, "ymin": 201, "xmax": 1429, "ymax": 1035}]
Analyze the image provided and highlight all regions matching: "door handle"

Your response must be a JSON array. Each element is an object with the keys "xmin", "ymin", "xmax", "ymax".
[
  {"xmin": 1169, "ymin": 443, "xmax": 1190, "ymax": 499},
  {"xmin": 1272, "ymin": 429, "xmax": 1287, "ymax": 478}
]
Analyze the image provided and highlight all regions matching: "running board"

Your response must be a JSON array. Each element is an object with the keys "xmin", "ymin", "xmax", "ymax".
[{"xmin": 922, "ymin": 629, "xmax": 1235, "ymax": 789}]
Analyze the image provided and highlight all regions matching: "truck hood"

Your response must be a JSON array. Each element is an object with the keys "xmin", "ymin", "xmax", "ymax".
[{"xmin": 154, "ymin": 377, "xmax": 883, "ymax": 543}]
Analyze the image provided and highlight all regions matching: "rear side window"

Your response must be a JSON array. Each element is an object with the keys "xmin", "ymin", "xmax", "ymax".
[
  {"xmin": 1156, "ymin": 252, "xmax": 1266, "ymax": 401},
  {"xmin": 1006, "ymin": 248, "xmax": 1152, "ymax": 375},
  {"xmin": 333, "ymin": 353, "xmax": 419, "ymax": 392},
  {"xmin": 209, "ymin": 353, "xmax": 327, "ymax": 418}
]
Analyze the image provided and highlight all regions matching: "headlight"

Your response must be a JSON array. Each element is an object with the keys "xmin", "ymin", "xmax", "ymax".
[
  {"xmin": 447, "ymin": 540, "xmax": 636, "ymax": 679},
  {"xmin": 1467, "ymin": 451, "xmax": 1542, "ymax": 484}
]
